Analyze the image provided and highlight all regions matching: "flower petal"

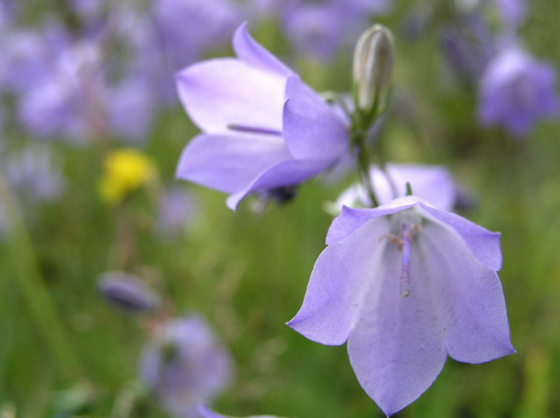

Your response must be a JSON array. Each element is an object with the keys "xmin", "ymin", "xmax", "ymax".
[
  {"xmin": 176, "ymin": 58, "xmax": 286, "ymax": 134},
  {"xmin": 233, "ymin": 22, "xmax": 292, "ymax": 78},
  {"xmin": 176, "ymin": 134, "xmax": 289, "ymax": 194},
  {"xmin": 326, "ymin": 196, "xmax": 419, "ymax": 245},
  {"xmin": 418, "ymin": 201, "xmax": 502, "ymax": 271},
  {"xmin": 225, "ymin": 157, "xmax": 331, "ymax": 210},
  {"xmin": 421, "ymin": 221, "xmax": 515, "ymax": 363},
  {"xmin": 288, "ymin": 217, "xmax": 390, "ymax": 345},
  {"xmin": 347, "ymin": 243, "xmax": 447, "ymax": 417},
  {"xmin": 283, "ymin": 76, "xmax": 348, "ymax": 161}
]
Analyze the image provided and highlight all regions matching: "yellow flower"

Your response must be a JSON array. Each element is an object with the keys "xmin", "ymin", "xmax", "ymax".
[{"xmin": 100, "ymin": 149, "xmax": 156, "ymax": 204}]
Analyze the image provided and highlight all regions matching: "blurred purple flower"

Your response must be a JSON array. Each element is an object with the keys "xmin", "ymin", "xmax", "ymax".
[
  {"xmin": 17, "ymin": 37, "xmax": 106, "ymax": 141},
  {"xmin": 440, "ymin": 16, "xmax": 494, "ymax": 82},
  {"xmin": 140, "ymin": 315, "xmax": 233, "ymax": 418},
  {"xmin": 335, "ymin": 0, "xmax": 393, "ymax": 16},
  {"xmin": 98, "ymin": 272, "xmax": 161, "ymax": 314},
  {"xmin": 288, "ymin": 196, "xmax": 514, "ymax": 416},
  {"xmin": 149, "ymin": 0, "xmax": 241, "ymax": 102},
  {"xmin": 1, "ymin": 29, "xmax": 53, "ymax": 93},
  {"xmin": 251, "ymin": 0, "xmax": 298, "ymax": 18},
  {"xmin": 477, "ymin": 46, "xmax": 559, "ymax": 136},
  {"xmin": 281, "ymin": 0, "xmax": 391, "ymax": 61},
  {"xmin": 283, "ymin": 2, "xmax": 358, "ymax": 61},
  {"xmin": 3, "ymin": 145, "xmax": 64, "ymax": 201},
  {"xmin": 107, "ymin": 76, "xmax": 154, "ymax": 144},
  {"xmin": 332, "ymin": 164, "xmax": 456, "ymax": 212},
  {"xmin": 493, "ymin": 0, "xmax": 526, "ymax": 29},
  {"xmin": 153, "ymin": 0, "xmax": 240, "ymax": 69},
  {"xmin": 175, "ymin": 23, "xmax": 349, "ymax": 209},
  {"xmin": 157, "ymin": 186, "xmax": 197, "ymax": 239}
]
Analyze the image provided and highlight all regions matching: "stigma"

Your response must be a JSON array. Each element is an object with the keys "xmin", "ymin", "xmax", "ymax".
[{"xmin": 381, "ymin": 222, "xmax": 422, "ymax": 298}]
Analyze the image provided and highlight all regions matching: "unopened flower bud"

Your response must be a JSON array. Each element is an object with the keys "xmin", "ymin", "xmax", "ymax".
[
  {"xmin": 353, "ymin": 24, "xmax": 395, "ymax": 114},
  {"xmin": 98, "ymin": 272, "xmax": 161, "ymax": 314}
]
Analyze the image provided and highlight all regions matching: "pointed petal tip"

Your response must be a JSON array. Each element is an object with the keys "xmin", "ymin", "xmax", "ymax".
[
  {"xmin": 232, "ymin": 20, "xmax": 249, "ymax": 43},
  {"xmin": 225, "ymin": 194, "xmax": 241, "ymax": 211}
]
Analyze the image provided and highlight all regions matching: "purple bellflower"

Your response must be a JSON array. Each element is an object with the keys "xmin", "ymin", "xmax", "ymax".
[
  {"xmin": 332, "ymin": 164, "xmax": 456, "ymax": 212},
  {"xmin": 98, "ymin": 272, "xmax": 161, "ymax": 314},
  {"xmin": 288, "ymin": 196, "xmax": 514, "ymax": 416},
  {"xmin": 175, "ymin": 23, "xmax": 349, "ymax": 209},
  {"xmin": 477, "ymin": 46, "xmax": 559, "ymax": 136},
  {"xmin": 140, "ymin": 315, "xmax": 233, "ymax": 418}
]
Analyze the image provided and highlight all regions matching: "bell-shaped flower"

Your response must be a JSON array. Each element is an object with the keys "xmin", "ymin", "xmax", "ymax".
[
  {"xmin": 288, "ymin": 196, "xmax": 514, "ymax": 416},
  {"xmin": 330, "ymin": 163, "xmax": 456, "ymax": 213},
  {"xmin": 477, "ymin": 46, "xmax": 559, "ymax": 136},
  {"xmin": 140, "ymin": 315, "xmax": 233, "ymax": 418},
  {"xmin": 175, "ymin": 23, "xmax": 349, "ymax": 209}
]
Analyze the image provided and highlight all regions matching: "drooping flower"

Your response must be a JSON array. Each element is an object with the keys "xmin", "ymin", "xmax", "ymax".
[
  {"xmin": 198, "ymin": 405, "xmax": 284, "ymax": 418},
  {"xmin": 477, "ymin": 46, "xmax": 559, "ymax": 136},
  {"xmin": 140, "ymin": 315, "xmax": 233, "ymax": 418},
  {"xmin": 331, "ymin": 163, "xmax": 456, "ymax": 213},
  {"xmin": 175, "ymin": 23, "xmax": 349, "ymax": 209},
  {"xmin": 288, "ymin": 196, "xmax": 514, "ymax": 416},
  {"xmin": 97, "ymin": 271, "xmax": 161, "ymax": 314}
]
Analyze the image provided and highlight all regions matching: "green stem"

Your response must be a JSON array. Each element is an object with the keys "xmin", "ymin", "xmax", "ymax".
[
  {"xmin": 356, "ymin": 143, "xmax": 379, "ymax": 208},
  {"xmin": 0, "ymin": 174, "xmax": 83, "ymax": 380}
]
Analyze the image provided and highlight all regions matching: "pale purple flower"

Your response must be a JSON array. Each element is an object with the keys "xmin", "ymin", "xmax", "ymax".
[
  {"xmin": 283, "ymin": 2, "xmax": 360, "ymax": 61},
  {"xmin": 288, "ymin": 196, "xmax": 514, "ymax": 416},
  {"xmin": 334, "ymin": 0, "xmax": 393, "ymax": 16},
  {"xmin": 153, "ymin": 0, "xmax": 241, "ymax": 69},
  {"xmin": 332, "ymin": 164, "xmax": 456, "ymax": 212},
  {"xmin": 140, "ymin": 315, "xmax": 233, "ymax": 418},
  {"xmin": 3, "ymin": 146, "xmax": 64, "ymax": 201},
  {"xmin": 17, "ymin": 38, "xmax": 105, "ymax": 141},
  {"xmin": 150, "ymin": 0, "xmax": 241, "ymax": 102},
  {"xmin": 175, "ymin": 23, "xmax": 349, "ymax": 209},
  {"xmin": 440, "ymin": 16, "xmax": 494, "ymax": 82},
  {"xmin": 107, "ymin": 76, "xmax": 154, "ymax": 144},
  {"xmin": 1, "ymin": 29, "xmax": 54, "ymax": 93},
  {"xmin": 477, "ymin": 47, "xmax": 559, "ymax": 136},
  {"xmin": 282, "ymin": 0, "xmax": 391, "ymax": 61},
  {"xmin": 198, "ymin": 405, "xmax": 283, "ymax": 418},
  {"xmin": 492, "ymin": 0, "xmax": 526, "ymax": 29},
  {"xmin": 98, "ymin": 272, "xmax": 161, "ymax": 314}
]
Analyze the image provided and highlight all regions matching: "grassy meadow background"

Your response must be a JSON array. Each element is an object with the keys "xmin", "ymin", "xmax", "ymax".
[{"xmin": 1, "ymin": 0, "xmax": 560, "ymax": 417}]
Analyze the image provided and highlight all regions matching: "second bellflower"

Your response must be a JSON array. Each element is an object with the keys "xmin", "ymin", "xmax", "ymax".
[
  {"xmin": 175, "ymin": 23, "xmax": 349, "ymax": 209},
  {"xmin": 288, "ymin": 196, "xmax": 514, "ymax": 416}
]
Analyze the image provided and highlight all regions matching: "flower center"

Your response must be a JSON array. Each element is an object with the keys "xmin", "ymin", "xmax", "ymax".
[{"xmin": 381, "ymin": 217, "xmax": 423, "ymax": 298}]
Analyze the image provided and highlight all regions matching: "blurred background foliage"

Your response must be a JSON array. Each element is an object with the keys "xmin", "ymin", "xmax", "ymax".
[{"xmin": 1, "ymin": 0, "xmax": 560, "ymax": 417}]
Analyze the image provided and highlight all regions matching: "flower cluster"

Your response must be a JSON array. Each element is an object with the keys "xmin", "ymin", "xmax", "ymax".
[{"xmin": 174, "ymin": 23, "xmax": 514, "ymax": 417}]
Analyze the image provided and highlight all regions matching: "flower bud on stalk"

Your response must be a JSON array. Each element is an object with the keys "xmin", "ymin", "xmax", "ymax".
[{"xmin": 353, "ymin": 25, "xmax": 395, "ymax": 125}]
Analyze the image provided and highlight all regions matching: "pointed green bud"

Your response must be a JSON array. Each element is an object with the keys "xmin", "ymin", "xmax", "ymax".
[{"xmin": 353, "ymin": 24, "xmax": 395, "ymax": 115}]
